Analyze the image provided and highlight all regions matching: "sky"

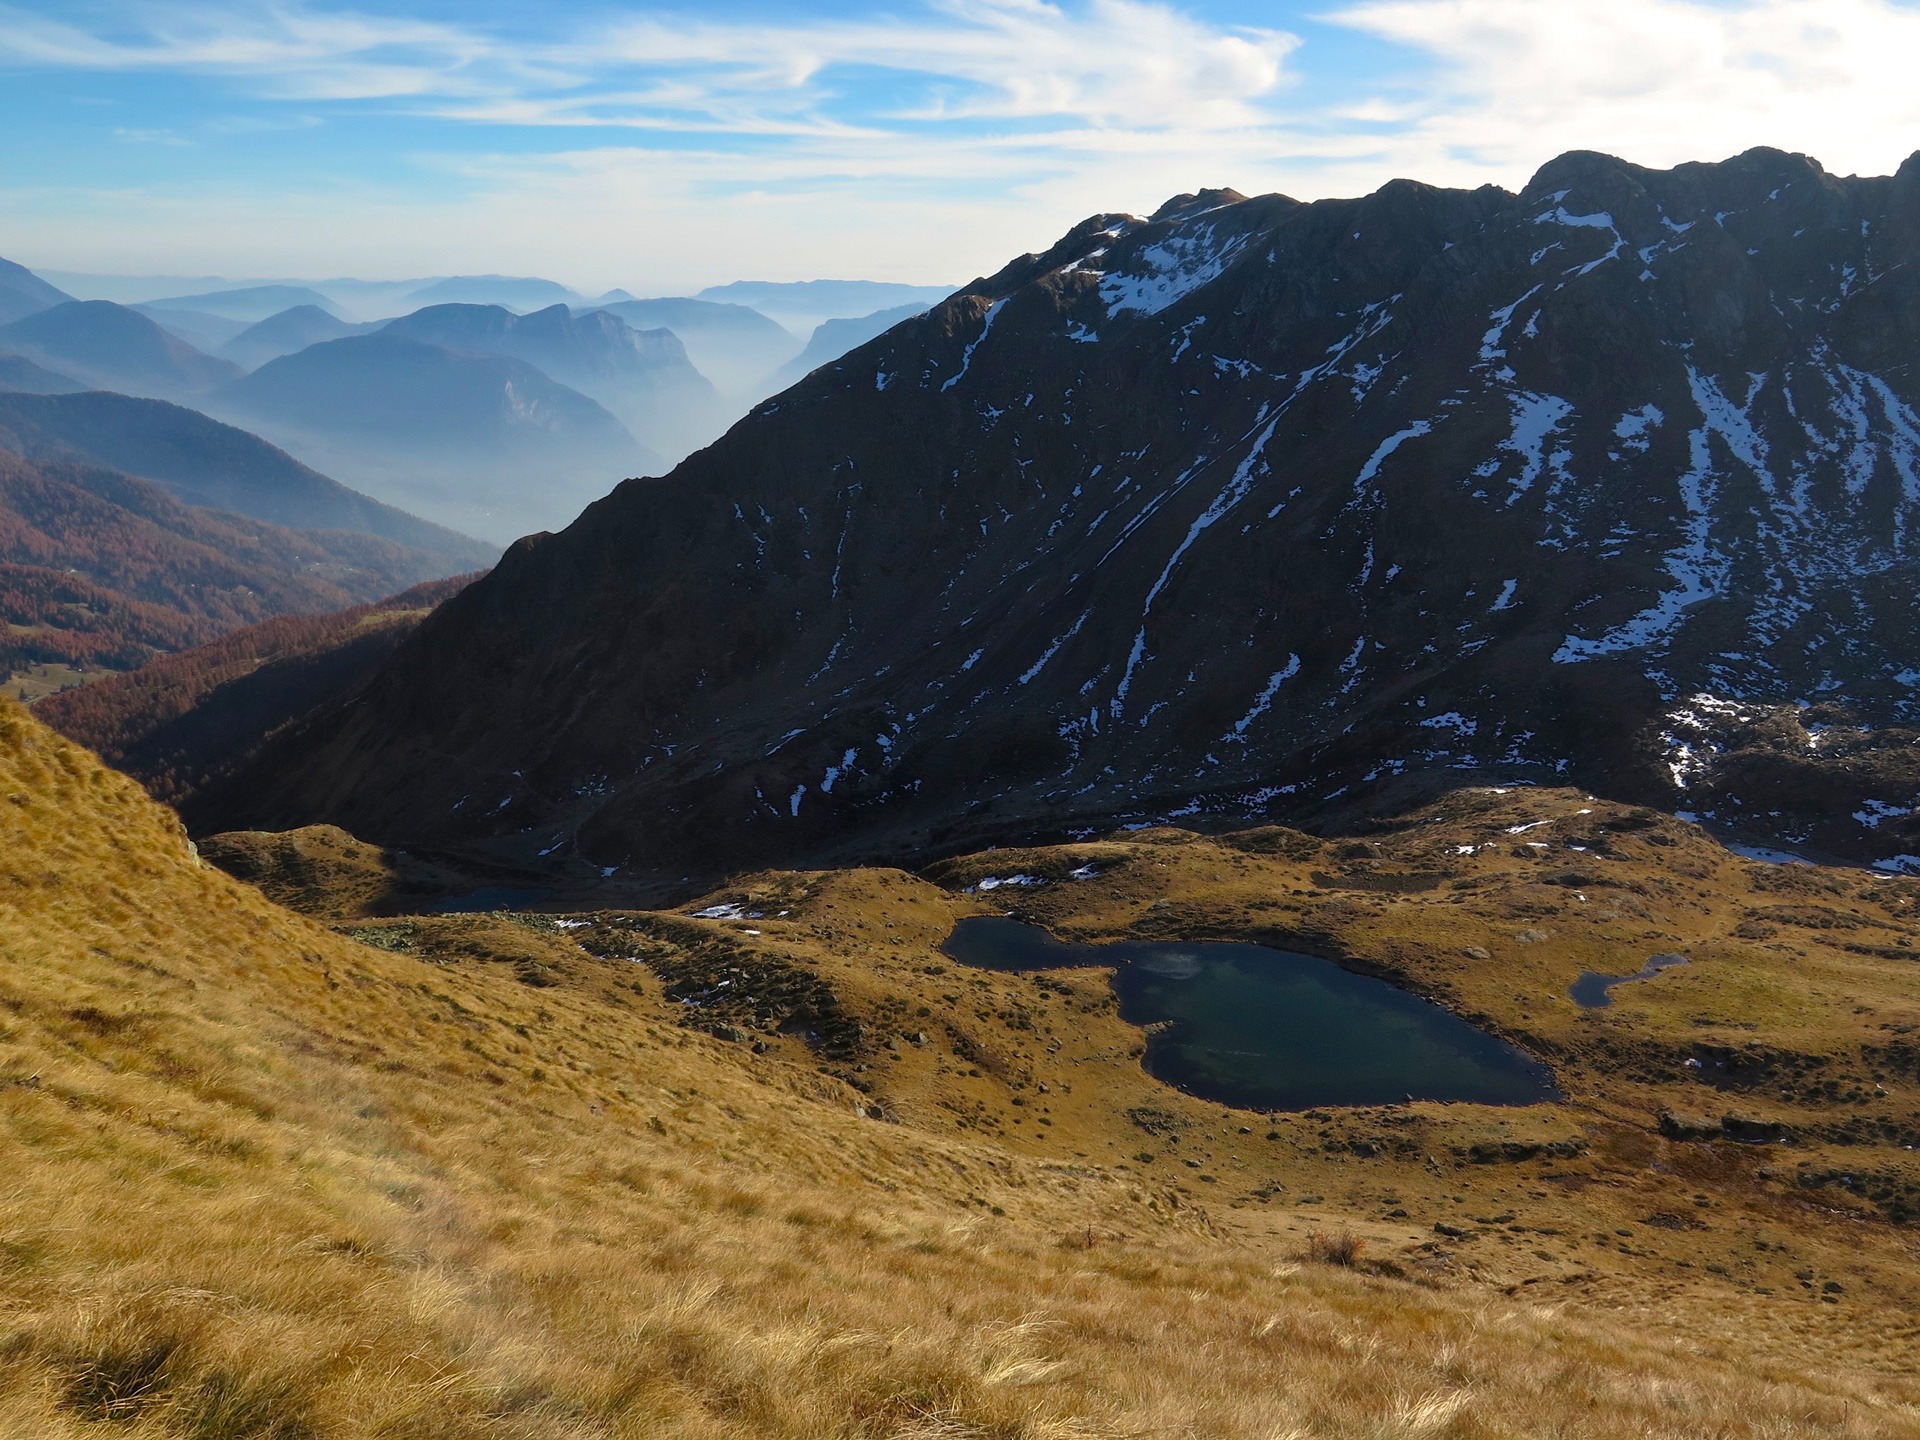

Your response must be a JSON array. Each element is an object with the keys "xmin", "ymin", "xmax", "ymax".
[{"xmin": 2, "ymin": 0, "xmax": 1919, "ymax": 294}]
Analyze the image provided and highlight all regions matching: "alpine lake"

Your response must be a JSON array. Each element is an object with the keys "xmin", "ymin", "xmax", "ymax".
[{"xmin": 940, "ymin": 916, "xmax": 1558, "ymax": 1111}]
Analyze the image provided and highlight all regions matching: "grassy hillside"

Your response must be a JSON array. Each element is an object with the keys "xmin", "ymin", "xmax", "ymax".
[{"xmin": 3, "ymin": 698, "xmax": 1917, "ymax": 1436}]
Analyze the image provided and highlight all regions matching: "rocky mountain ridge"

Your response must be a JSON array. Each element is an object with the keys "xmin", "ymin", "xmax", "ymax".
[{"xmin": 195, "ymin": 147, "xmax": 1920, "ymax": 883}]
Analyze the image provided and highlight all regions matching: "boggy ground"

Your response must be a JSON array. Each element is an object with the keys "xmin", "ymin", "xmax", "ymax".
[{"xmin": 8, "ymin": 692, "xmax": 1920, "ymax": 1438}]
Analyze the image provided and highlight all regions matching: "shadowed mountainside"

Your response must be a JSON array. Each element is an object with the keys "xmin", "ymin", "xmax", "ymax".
[
  {"xmin": 766, "ymin": 302, "xmax": 935, "ymax": 393},
  {"xmin": 39, "ymin": 572, "xmax": 480, "ymax": 803},
  {"xmin": 191, "ymin": 147, "xmax": 1920, "ymax": 884}
]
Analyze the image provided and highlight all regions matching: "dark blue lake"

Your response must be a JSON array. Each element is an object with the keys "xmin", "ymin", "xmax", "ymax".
[
  {"xmin": 428, "ymin": 886, "xmax": 555, "ymax": 914},
  {"xmin": 941, "ymin": 917, "xmax": 1556, "ymax": 1111}
]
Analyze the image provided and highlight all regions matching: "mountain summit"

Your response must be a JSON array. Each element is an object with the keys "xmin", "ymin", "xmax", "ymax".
[{"xmin": 198, "ymin": 147, "xmax": 1920, "ymax": 881}]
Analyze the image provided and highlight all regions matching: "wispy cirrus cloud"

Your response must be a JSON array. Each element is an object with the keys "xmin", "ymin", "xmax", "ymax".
[
  {"xmin": 112, "ymin": 126, "xmax": 192, "ymax": 145},
  {"xmin": 3, "ymin": 0, "xmax": 1919, "ymax": 288},
  {"xmin": 0, "ymin": 0, "xmax": 1302, "ymax": 128},
  {"xmin": 558, "ymin": 1, "xmax": 1300, "ymax": 131},
  {"xmin": 0, "ymin": 1, "xmax": 493, "ymax": 98}
]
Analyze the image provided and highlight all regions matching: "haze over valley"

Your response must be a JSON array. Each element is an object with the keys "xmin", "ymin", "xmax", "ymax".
[{"xmin": 0, "ymin": 263, "xmax": 956, "ymax": 544}]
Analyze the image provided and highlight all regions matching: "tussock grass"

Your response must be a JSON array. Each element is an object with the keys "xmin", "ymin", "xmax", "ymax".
[{"xmin": 2, "ymin": 696, "xmax": 1917, "ymax": 1437}]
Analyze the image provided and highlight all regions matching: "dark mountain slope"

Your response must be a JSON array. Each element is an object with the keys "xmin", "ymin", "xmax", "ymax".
[
  {"xmin": 0, "ymin": 256, "xmax": 73, "ymax": 325},
  {"xmin": 212, "ymin": 332, "xmax": 653, "ymax": 543},
  {"xmin": 0, "ymin": 451, "xmax": 457, "ymax": 679},
  {"xmin": 0, "ymin": 300, "xmax": 240, "ymax": 400},
  {"xmin": 39, "ymin": 572, "xmax": 479, "ymax": 804},
  {"xmin": 199, "ymin": 148, "xmax": 1920, "ymax": 880},
  {"xmin": 382, "ymin": 302, "xmax": 725, "ymax": 460},
  {"xmin": 0, "ymin": 390, "xmax": 494, "ymax": 571}
]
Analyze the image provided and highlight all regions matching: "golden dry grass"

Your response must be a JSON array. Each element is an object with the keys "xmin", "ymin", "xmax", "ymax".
[{"xmin": 3, "ymin": 696, "xmax": 1919, "ymax": 1437}]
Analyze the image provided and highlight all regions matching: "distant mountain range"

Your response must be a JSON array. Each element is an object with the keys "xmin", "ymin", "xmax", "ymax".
[
  {"xmin": 212, "ymin": 331, "xmax": 655, "ymax": 542},
  {"xmin": 0, "ymin": 257, "xmax": 72, "ymax": 325},
  {"xmin": 402, "ymin": 275, "xmax": 583, "ymax": 311},
  {"xmin": 0, "ymin": 301, "xmax": 240, "ymax": 401},
  {"xmin": 0, "ymin": 259, "xmax": 976, "ymax": 545},
  {"xmin": 586, "ymin": 297, "xmax": 798, "ymax": 397},
  {"xmin": 695, "ymin": 279, "xmax": 954, "ymax": 331},
  {"xmin": 145, "ymin": 285, "xmax": 343, "ymax": 322},
  {"xmin": 766, "ymin": 303, "xmax": 932, "ymax": 393},
  {"xmin": 0, "ymin": 263, "xmax": 509, "ymax": 695},
  {"xmin": 0, "ymin": 389, "xmax": 492, "ymax": 570},
  {"xmin": 382, "ymin": 302, "xmax": 726, "ymax": 461},
  {"xmin": 218, "ymin": 305, "xmax": 372, "ymax": 370},
  {"xmin": 134, "ymin": 304, "xmax": 253, "ymax": 354},
  {"xmin": 188, "ymin": 147, "xmax": 1920, "ymax": 884}
]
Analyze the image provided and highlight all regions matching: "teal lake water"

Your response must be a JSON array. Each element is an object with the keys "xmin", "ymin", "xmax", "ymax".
[{"xmin": 940, "ymin": 917, "xmax": 1556, "ymax": 1111}]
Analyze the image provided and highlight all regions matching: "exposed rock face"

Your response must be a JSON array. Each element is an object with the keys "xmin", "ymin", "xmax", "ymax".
[{"xmin": 199, "ymin": 147, "xmax": 1920, "ymax": 882}]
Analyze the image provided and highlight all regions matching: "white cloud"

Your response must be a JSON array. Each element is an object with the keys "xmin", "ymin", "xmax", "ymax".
[{"xmin": 1331, "ymin": 0, "xmax": 1920, "ymax": 184}]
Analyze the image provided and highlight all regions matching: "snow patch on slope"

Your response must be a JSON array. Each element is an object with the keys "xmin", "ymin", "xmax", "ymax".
[
  {"xmin": 1555, "ymin": 367, "xmax": 1738, "ymax": 663},
  {"xmin": 1101, "ymin": 224, "xmax": 1249, "ymax": 318},
  {"xmin": 1226, "ymin": 654, "xmax": 1301, "ymax": 741},
  {"xmin": 941, "ymin": 300, "xmax": 1007, "ymax": 391}
]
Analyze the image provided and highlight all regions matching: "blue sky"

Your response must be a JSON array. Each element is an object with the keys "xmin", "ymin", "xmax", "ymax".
[{"xmin": 3, "ymin": 0, "xmax": 1918, "ymax": 293}]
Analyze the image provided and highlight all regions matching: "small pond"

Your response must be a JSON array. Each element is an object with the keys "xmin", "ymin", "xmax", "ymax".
[
  {"xmin": 428, "ymin": 885, "xmax": 556, "ymax": 914},
  {"xmin": 1569, "ymin": 953, "xmax": 1689, "ymax": 1010},
  {"xmin": 940, "ymin": 917, "xmax": 1556, "ymax": 1111}
]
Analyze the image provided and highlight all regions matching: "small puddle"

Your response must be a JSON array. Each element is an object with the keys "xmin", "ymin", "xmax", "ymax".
[
  {"xmin": 941, "ymin": 916, "xmax": 1556, "ymax": 1110},
  {"xmin": 1569, "ymin": 953, "xmax": 1689, "ymax": 1010}
]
